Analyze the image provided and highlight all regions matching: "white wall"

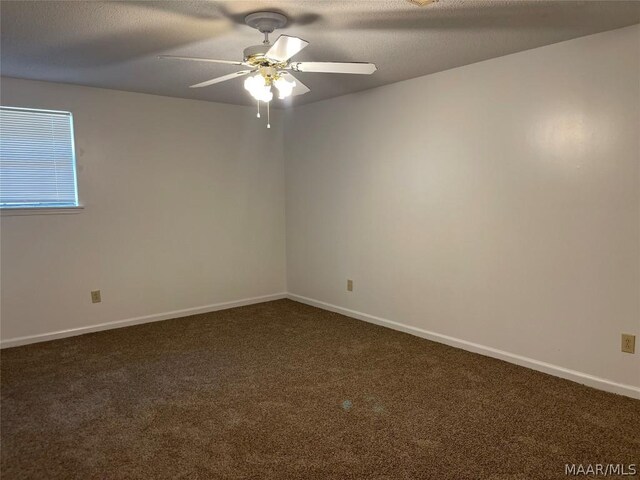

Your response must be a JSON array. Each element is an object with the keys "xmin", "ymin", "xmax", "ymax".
[
  {"xmin": 1, "ymin": 78, "xmax": 286, "ymax": 342},
  {"xmin": 285, "ymin": 25, "xmax": 640, "ymax": 392}
]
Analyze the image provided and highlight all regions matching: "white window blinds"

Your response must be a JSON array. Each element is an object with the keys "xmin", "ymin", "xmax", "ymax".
[{"xmin": 0, "ymin": 106, "xmax": 79, "ymax": 208}]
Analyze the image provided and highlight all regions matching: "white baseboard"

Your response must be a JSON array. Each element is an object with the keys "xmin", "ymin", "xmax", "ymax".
[
  {"xmin": 4, "ymin": 291, "xmax": 638, "ymax": 400},
  {"xmin": 287, "ymin": 293, "xmax": 640, "ymax": 400},
  {"xmin": 0, "ymin": 293, "xmax": 287, "ymax": 349}
]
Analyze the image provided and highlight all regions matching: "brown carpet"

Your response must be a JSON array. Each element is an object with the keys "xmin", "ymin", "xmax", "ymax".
[{"xmin": 1, "ymin": 299, "xmax": 638, "ymax": 479}]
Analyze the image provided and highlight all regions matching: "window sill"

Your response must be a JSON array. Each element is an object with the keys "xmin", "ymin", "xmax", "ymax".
[{"xmin": 1, "ymin": 206, "xmax": 84, "ymax": 217}]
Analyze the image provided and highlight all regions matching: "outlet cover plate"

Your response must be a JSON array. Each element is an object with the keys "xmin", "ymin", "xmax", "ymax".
[
  {"xmin": 91, "ymin": 290, "xmax": 102, "ymax": 304},
  {"xmin": 621, "ymin": 334, "xmax": 635, "ymax": 354}
]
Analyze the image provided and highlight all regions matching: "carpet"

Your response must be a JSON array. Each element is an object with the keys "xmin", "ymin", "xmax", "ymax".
[{"xmin": 1, "ymin": 299, "xmax": 639, "ymax": 479}]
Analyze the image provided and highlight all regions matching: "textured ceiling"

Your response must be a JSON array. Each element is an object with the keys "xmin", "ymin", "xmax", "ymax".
[{"xmin": 1, "ymin": 1, "xmax": 639, "ymax": 108}]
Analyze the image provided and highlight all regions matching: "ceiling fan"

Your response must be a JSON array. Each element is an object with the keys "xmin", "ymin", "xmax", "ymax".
[{"xmin": 159, "ymin": 12, "xmax": 377, "ymax": 127}]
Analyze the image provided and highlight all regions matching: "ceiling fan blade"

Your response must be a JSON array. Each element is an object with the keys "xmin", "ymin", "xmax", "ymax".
[
  {"xmin": 159, "ymin": 55, "xmax": 245, "ymax": 66},
  {"xmin": 280, "ymin": 72, "xmax": 311, "ymax": 96},
  {"xmin": 190, "ymin": 69, "xmax": 256, "ymax": 88},
  {"xmin": 289, "ymin": 62, "xmax": 377, "ymax": 75},
  {"xmin": 265, "ymin": 35, "xmax": 309, "ymax": 63}
]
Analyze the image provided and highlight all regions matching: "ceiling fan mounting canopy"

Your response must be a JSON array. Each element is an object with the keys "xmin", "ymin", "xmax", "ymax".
[{"xmin": 244, "ymin": 12, "xmax": 288, "ymax": 34}]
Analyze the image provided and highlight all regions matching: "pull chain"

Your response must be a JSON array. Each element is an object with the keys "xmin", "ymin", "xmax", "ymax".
[
  {"xmin": 267, "ymin": 102, "xmax": 271, "ymax": 129},
  {"xmin": 257, "ymin": 100, "xmax": 261, "ymax": 118}
]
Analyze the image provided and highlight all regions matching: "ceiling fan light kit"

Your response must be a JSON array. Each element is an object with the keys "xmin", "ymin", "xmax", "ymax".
[{"xmin": 159, "ymin": 11, "xmax": 377, "ymax": 129}]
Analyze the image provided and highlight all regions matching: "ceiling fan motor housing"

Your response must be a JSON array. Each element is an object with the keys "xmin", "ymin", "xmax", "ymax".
[{"xmin": 243, "ymin": 44, "xmax": 271, "ymax": 63}]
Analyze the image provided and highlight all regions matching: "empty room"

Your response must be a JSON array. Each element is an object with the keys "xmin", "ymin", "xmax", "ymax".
[{"xmin": 1, "ymin": 1, "xmax": 639, "ymax": 478}]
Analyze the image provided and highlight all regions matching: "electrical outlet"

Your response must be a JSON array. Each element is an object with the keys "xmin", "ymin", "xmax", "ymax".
[
  {"xmin": 347, "ymin": 279, "xmax": 353, "ymax": 292},
  {"xmin": 621, "ymin": 334, "xmax": 635, "ymax": 354},
  {"xmin": 91, "ymin": 290, "xmax": 102, "ymax": 304}
]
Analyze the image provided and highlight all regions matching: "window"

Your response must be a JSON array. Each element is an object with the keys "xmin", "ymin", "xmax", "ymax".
[{"xmin": 0, "ymin": 106, "xmax": 79, "ymax": 209}]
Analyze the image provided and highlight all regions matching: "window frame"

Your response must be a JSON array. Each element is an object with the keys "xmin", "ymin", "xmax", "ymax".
[{"xmin": 0, "ymin": 105, "xmax": 82, "ymax": 215}]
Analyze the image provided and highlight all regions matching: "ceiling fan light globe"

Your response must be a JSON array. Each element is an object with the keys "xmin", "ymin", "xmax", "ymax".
[
  {"xmin": 274, "ymin": 76, "xmax": 296, "ymax": 99},
  {"xmin": 262, "ymin": 88, "xmax": 274, "ymax": 103},
  {"xmin": 243, "ymin": 75, "xmax": 273, "ymax": 102},
  {"xmin": 243, "ymin": 74, "xmax": 264, "ymax": 92},
  {"xmin": 253, "ymin": 85, "xmax": 273, "ymax": 103}
]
